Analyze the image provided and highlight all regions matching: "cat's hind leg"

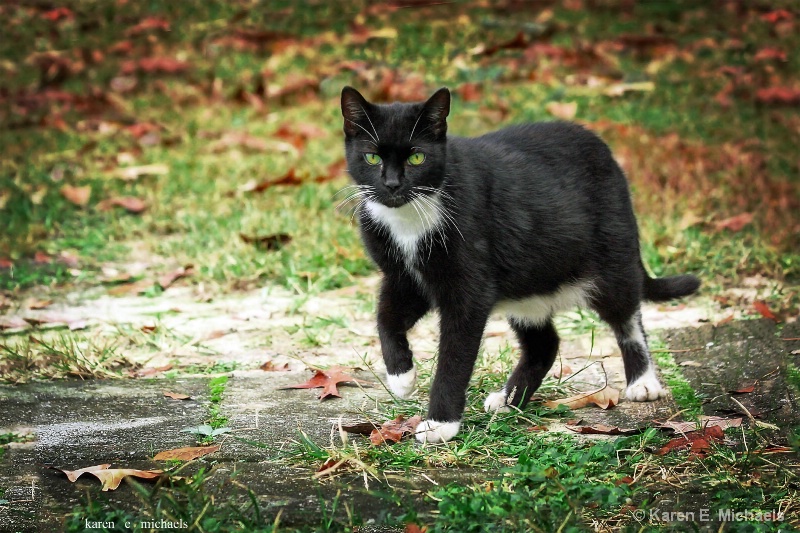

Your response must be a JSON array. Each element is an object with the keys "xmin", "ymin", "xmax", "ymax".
[
  {"xmin": 378, "ymin": 274, "xmax": 430, "ymax": 399},
  {"xmin": 610, "ymin": 309, "xmax": 667, "ymax": 401},
  {"xmin": 484, "ymin": 318, "xmax": 560, "ymax": 412}
]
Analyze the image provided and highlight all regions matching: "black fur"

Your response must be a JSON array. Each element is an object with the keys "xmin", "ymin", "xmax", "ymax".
[{"xmin": 340, "ymin": 86, "xmax": 700, "ymax": 429}]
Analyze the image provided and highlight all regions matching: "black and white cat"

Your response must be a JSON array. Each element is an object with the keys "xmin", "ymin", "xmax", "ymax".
[{"xmin": 340, "ymin": 86, "xmax": 700, "ymax": 444}]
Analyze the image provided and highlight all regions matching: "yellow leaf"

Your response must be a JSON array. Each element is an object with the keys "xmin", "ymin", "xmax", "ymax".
[{"xmin": 543, "ymin": 386, "xmax": 620, "ymax": 410}]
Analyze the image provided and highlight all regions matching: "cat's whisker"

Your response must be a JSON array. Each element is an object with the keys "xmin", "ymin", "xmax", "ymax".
[
  {"xmin": 360, "ymin": 105, "xmax": 380, "ymax": 143},
  {"xmin": 346, "ymin": 119, "xmax": 378, "ymax": 144},
  {"xmin": 408, "ymin": 111, "xmax": 424, "ymax": 142}
]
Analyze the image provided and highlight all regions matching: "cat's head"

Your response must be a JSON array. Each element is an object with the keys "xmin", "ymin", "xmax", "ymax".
[{"xmin": 340, "ymin": 86, "xmax": 449, "ymax": 208}]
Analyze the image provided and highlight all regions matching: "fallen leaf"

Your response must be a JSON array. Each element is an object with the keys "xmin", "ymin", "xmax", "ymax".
[
  {"xmin": 157, "ymin": 265, "xmax": 194, "ymax": 290},
  {"xmin": 241, "ymin": 169, "xmax": 304, "ymax": 192},
  {"xmin": 756, "ymin": 86, "xmax": 800, "ymax": 106},
  {"xmin": 153, "ymin": 445, "xmax": 220, "ymax": 461},
  {"xmin": 27, "ymin": 299, "xmax": 53, "ymax": 310},
  {"xmin": 23, "ymin": 314, "xmax": 88, "ymax": 330},
  {"xmin": 60, "ymin": 185, "xmax": 91, "ymax": 207},
  {"xmin": 753, "ymin": 301, "xmax": 778, "ymax": 322},
  {"xmin": 545, "ymin": 101, "xmax": 577, "ymax": 120},
  {"xmin": 370, "ymin": 415, "xmax": 422, "ymax": 445},
  {"xmin": 40, "ymin": 7, "xmax": 74, "ymax": 22},
  {"xmin": 115, "ymin": 164, "xmax": 169, "ymax": 181},
  {"xmin": 163, "ymin": 391, "xmax": 191, "ymax": 400},
  {"xmin": 405, "ymin": 524, "xmax": 428, "ymax": 533},
  {"xmin": 679, "ymin": 360, "xmax": 703, "ymax": 367},
  {"xmin": 551, "ymin": 364, "xmax": 573, "ymax": 378},
  {"xmin": 126, "ymin": 17, "xmax": 171, "ymax": 36},
  {"xmin": 208, "ymin": 132, "xmax": 297, "ymax": 154},
  {"xmin": 616, "ymin": 476, "xmax": 634, "ymax": 486},
  {"xmin": 97, "ymin": 196, "xmax": 148, "ymax": 214},
  {"xmin": 713, "ymin": 212, "xmax": 753, "ymax": 232},
  {"xmin": 140, "ymin": 324, "xmax": 157, "ymax": 333},
  {"xmin": 49, "ymin": 464, "xmax": 163, "ymax": 491},
  {"xmin": 280, "ymin": 367, "xmax": 372, "ymax": 401},
  {"xmin": 566, "ymin": 424, "xmax": 638, "ymax": 435},
  {"xmin": 239, "ymin": 233, "xmax": 292, "ymax": 250},
  {"xmin": 120, "ymin": 57, "xmax": 190, "ymax": 75},
  {"xmin": 543, "ymin": 386, "xmax": 620, "ymax": 410},
  {"xmin": 654, "ymin": 416, "xmax": 742, "ymax": 434},
  {"xmin": 761, "ymin": 10, "xmax": 792, "ymax": 24},
  {"xmin": 135, "ymin": 364, "xmax": 173, "ymax": 377},
  {"xmin": 260, "ymin": 361, "xmax": 291, "ymax": 372},
  {"xmin": 528, "ymin": 425, "xmax": 549, "ymax": 432},
  {"xmin": 655, "ymin": 426, "xmax": 725, "ymax": 457},
  {"xmin": 730, "ymin": 383, "xmax": 756, "ymax": 394},
  {"xmin": 0, "ymin": 317, "xmax": 30, "ymax": 330},
  {"xmin": 0, "ymin": 258, "xmax": 12, "ymax": 268},
  {"xmin": 455, "ymin": 82, "xmax": 482, "ymax": 102},
  {"xmin": 753, "ymin": 47, "xmax": 787, "ymax": 63},
  {"xmin": 34, "ymin": 251, "xmax": 52, "ymax": 264}
]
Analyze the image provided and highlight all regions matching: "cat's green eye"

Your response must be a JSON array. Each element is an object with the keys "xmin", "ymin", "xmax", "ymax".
[
  {"xmin": 408, "ymin": 152, "xmax": 425, "ymax": 165},
  {"xmin": 364, "ymin": 153, "xmax": 382, "ymax": 165}
]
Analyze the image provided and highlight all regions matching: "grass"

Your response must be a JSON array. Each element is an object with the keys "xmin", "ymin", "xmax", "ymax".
[{"xmin": 2, "ymin": 0, "xmax": 799, "ymax": 531}]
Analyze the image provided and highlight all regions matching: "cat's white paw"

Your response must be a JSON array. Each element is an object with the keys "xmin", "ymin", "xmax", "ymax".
[
  {"xmin": 625, "ymin": 370, "xmax": 667, "ymax": 401},
  {"xmin": 483, "ymin": 390, "xmax": 510, "ymax": 413},
  {"xmin": 386, "ymin": 367, "xmax": 416, "ymax": 399},
  {"xmin": 415, "ymin": 420, "xmax": 460, "ymax": 444}
]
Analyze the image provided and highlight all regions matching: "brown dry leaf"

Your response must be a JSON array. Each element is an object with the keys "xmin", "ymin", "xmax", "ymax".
[
  {"xmin": 655, "ymin": 426, "xmax": 725, "ymax": 457},
  {"xmin": 241, "ymin": 169, "xmax": 304, "ymax": 193},
  {"xmin": 545, "ymin": 101, "xmax": 577, "ymax": 120},
  {"xmin": 34, "ymin": 251, "xmax": 52, "ymax": 264},
  {"xmin": 23, "ymin": 313, "xmax": 88, "ymax": 330},
  {"xmin": 60, "ymin": 185, "xmax": 91, "ymax": 207},
  {"xmin": 135, "ymin": 364, "xmax": 173, "ymax": 377},
  {"xmin": 120, "ymin": 57, "xmax": 189, "ymax": 75},
  {"xmin": 163, "ymin": 391, "xmax": 191, "ymax": 400},
  {"xmin": 209, "ymin": 132, "xmax": 297, "ymax": 155},
  {"xmin": 27, "ymin": 299, "xmax": 53, "ymax": 310},
  {"xmin": 0, "ymin": 316, "xmax": 30, "ymax": 330},
  {"xmin": 528, "ymin": 425, "xmax": 548, "ymax": 432},
  {"xmin": 0, "ymin": 258, "xmax": 12, "ymax": 268},
  {"xmin": 97, "ymin": 196, "xmax": 148, "ymax": 214},
  {"xmin": 566, "ymin": 424, "xmax": 637, "ymax": 435},
  {"xmin": 51, "ymin": 464, "xmax": 163, "ymax": 491},
  {"xmin": 260, "ymin": 361, "xmax": 291, "ymax": 372},
  {"xmin": 753, "ymin": 301, "xmax": 778, "ymax": 322},
  {"xmin": 157, "ymin": 265, "xmax": 194, "ymax": 290},
  {"xmin": 730, "ymin": 383, "xmax": 756, "ymax": 394},
  {"xmin": 551, "ymin": 364, "xmax": 573, "ymax": 378},
  {"xmin": 115, "ymin": 164, "xmax": 169, "ymax": 181},
  {"xmin": 342, "ymin": 421, "xmax": 381, "ymax": 435},
  {"xmin": 603, "ymin": 81, "xmax": 655, "ymax": 97},
  {"xmin": 126, "ymin": 17, "xmax": 170, "ymax": 36},
  {"xmin": 543, "ymin": 386, "xmax": 620, "ymax": 410},
  {"xmin": 369, "ymin": 415, "xmax": 423, "ymax": 445},
  {"xmin": 153, "ymin": 445, "xmax": 220, "ymax": 461},
  {"xmin": 280, "ymin": 367, "xmax": 372, "ymax": 400},
  {"xmin": 239, "ymin": 233, "xmax": 292, "ymax": 250},
  {"xmin": 654, "ymin": 416, "xmax": 742, "ymax": 434},
  {"xmin": 713, "ymin": 212, "xmax": 753, "ymax": 232},
  {"xmin": 756, "ymin": 86, "xmax": 800, "ymax": 106}
]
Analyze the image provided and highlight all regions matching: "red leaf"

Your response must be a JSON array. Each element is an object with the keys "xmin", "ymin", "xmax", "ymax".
[
  {"xmin": 40, "ymin": 7, "xmax": 74, "ymax": 22},
  {"xmin": 0, "ymin": 258, "xmax": 12, "ymax": 268},
  {"xmin": 163, "ymin": 391, "xmax": 191, "ymax": 400},
  {"xmin": 157, "ymin": 265, "xmax": 194, "ymax": 290},
  {"xmin": 126, "ymin": 17, "xmax": 171, "ymax": 36},
  {"xmin": 369, "ymin": 415, "xmax": 423, "ymax": 445},
  {"xmin": 756, "ymin": 87, "xmax": 800, "ymax": 106},
  {"xmin": 456, "ymin": 83, "xmax": 483, "ymax": 103},
  {"xmin": 280, "ymin": 367, "xmax": 371, "ymax": 401},
  {"xmin": 730, "ymin": 383, "xmax": 756, "ymax": 394},
  {"xmin": 97, "ymin": 196, "xmax": 148, "ymax": 214},
  {"xmin": 120, "ymin": 57, "xmax": 190, "ymax": 75},
  {"xmin": 753, "ymin": 301, "xmax": 778, "ymax": 322},
  {"xmin": 761, "ymin": 10, "xmax": 792, "ymax": 24},
  {"xmin": 753, "ymin": 48, "xmax": 787, "ymax": 63},
  {"xmin": 60, "ymin": 185, "xmax": 91, "ymax": 207},
  {"xmin": 655, "ymin": 426, "xmax": 725, "ymax": 457},
  {"xmin": 713, "ymin": 212, "xmax": 753, "ymax": 232}
]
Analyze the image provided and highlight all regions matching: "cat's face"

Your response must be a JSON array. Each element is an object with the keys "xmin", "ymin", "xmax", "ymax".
[{"xmin": 341, "ymin": 87, "xmax": 450, "ymax": 208}]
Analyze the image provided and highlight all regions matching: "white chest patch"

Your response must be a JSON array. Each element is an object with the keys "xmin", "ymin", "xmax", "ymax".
[
  {"xmin": 494, "ymin": 281, "xmax": 595, "ymax": 326},
  {"xmin": 366, "ymin": 193, "xmax": 444, "ymax": 268}
]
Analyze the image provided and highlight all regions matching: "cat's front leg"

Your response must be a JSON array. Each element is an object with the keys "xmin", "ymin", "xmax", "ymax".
[
  {"xmin": 417, "ymin": 303, "xmax": 491, "ymax": 444},
  {"xmin": 377, "ymin": 274, "xmax": 430, "ymax": 399}
]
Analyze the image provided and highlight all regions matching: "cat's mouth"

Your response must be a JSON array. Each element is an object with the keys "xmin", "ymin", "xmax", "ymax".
[{"xmin": 380, "ymin": 194, "xmax": 408, "ymax": 208}]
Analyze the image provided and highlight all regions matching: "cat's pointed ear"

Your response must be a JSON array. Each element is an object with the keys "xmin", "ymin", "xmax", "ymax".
[
  {"xmin": 420, "ymin": 87, "xmax": 450, "ymax": 138},
  {"xmin": 341, "ymin": 86, "xmax": 370, "ymax": 138}
]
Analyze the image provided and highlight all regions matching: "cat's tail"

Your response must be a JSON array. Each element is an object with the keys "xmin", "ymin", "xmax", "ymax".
[{"xmin": 642, "ymin": 274, "xmax": 701, "ymax": 302}]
